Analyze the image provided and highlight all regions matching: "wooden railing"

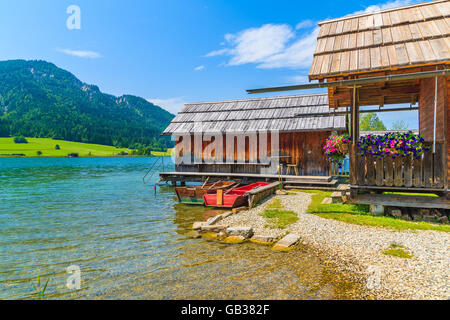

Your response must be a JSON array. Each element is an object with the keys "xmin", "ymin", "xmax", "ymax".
[
  {"xmin": 330, "ymin": 157, "xmax": 350, "ymax": 177},
  {"xmin": 351, "ymin": 142, "xmax": 447, "ymax": 190}
]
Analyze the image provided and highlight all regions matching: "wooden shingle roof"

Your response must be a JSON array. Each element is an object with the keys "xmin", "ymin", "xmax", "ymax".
[
  {"xmin": 310, "ymin": 0, "xmax": 450, "ymax": 79},
  {"xmin": 162, "ymin": 93, "xmax": 346, "ymax": 135}
]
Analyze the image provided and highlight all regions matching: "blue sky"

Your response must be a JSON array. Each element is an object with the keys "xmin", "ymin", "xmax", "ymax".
[{"xmin": 0, "ymin": 0, "xmax": 420, "ymax": 128}]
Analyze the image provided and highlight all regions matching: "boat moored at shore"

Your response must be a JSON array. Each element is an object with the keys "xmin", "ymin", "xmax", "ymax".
[
  {"xmin": 175, "ymin": 180, "xmax": 235, "ymax": 205},
  {"xmin": 203, "ymin": 182, "xmax": 271, "ymax": 208}
]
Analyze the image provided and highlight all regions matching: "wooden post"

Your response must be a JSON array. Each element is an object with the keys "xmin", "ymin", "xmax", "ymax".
[
  {"xmin": 404, "ymin": 155, "xmax": 413, "ymax": 188},
  {"xmin": 217, "ymin": 189, "xmax": 223, "ymax": 206},
  {"xmin": 349, "ymin": 86, "xmax": 359, "ymax": 186},
  {"xmin": 366, "ymin": 155, "xmax": 375, "ymax": 185}
]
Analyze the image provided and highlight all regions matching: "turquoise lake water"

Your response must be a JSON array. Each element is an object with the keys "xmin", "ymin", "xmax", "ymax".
[{"xmin": 0, "ymin": 157, "xmax": 367, "ymax": 299}]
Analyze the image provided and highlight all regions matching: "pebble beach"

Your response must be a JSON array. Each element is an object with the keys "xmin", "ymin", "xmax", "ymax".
[{"xmin": 215, "ymin": 191, "xmax": 450, "ymax": 300}]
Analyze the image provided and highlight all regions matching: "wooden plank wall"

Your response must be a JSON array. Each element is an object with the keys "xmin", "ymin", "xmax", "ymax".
[
  {"xmin": 419, "ymin": 76, "xmax": 446, "ymax": 142},
  {"xmin": 175, "ymin": 131, "xmax": 333, "ymax": 176},
  {"xmin": 279, "ymin": 131, "xmax": 331, "ymax": 176},
  {"xmin": 419, "ymin": 76, "xmax": 448, "ymax": 190},
  {"xmin": 447, "ymin": 76, "xmax": 450, "ymax": 189}
]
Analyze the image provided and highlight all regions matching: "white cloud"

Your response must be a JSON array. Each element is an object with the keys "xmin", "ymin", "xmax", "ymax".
[
  {"xmin": 205, "ymin": 48, "xmax": 229, "ymax": 57},
  {"xmin": 295, "ymin": 20, "xmax": 315, "ymax": 30},
  {"xmin": 58, "ymin": 49, "xmax": 101, "ymax": 59},
  {"xmin": 206, "ymin": 24, "xmax": 296, "ymax": 67},
  {"xmin": 287, "ymin": 75, "xmax": 310, "ymax": 84},
  {"xmin": 205, "ymin": 0, "xmax": 420, "ymax": 75},
  {"xmin": 194, "ymin": 65, "xmax": 205, "ymax": 71},
  {"xmin": 351, "ymin": 0, "xmax": 418, "ymax": 15},
  {"xmin": 205, "ymin": 22, "xmax": 318, "ymax": 69},
  {"xmin": 258, "ymin": 28, "xmax": 319, "ymax": 69},
  {"xmin": 147, "ymin": 97, "xmax": 186, "ymax": 114}
]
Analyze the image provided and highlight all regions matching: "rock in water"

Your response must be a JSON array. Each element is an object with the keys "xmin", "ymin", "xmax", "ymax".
[
  {"xmin": 201, "ymin": 225, "xmax": 228, "ymax": 233},
  {"xmin": 273, "ymin": 234, "xmax": 300, "ymax": 249},
  {"xmin": 250, "ymin": 235, "xmax": 277, "ymax": 244},
  {"xmin": 192, "ymin": 222, "xmax": 207, "ymax": 230},
  {"xmin": 206, "ymin": 214, "xmax": 223, "ymax": 225},
  {"xmin": 223, "ymin": 235, "xmax": 246, "ymax": 244},
  {"xmin": 226, "ymin": 227, "xmax": 254, "ymax": 239}
]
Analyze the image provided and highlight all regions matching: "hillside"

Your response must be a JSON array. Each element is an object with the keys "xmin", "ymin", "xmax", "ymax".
[
  {"xmin": 0, "ymin": 60, "xmax": 174, "ymax": 148},
  {"xmin": 0, "ymin": 137, "xmax": 173, "ymax": 157},
  {"xmin": 0, "ymin": 137, "xmax": 132, "ymax": 157}
]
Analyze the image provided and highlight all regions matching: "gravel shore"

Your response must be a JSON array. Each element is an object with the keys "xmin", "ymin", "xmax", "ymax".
[{"xmin": 218, "ymin": 192, "xmax": 450, "ymax": 300}]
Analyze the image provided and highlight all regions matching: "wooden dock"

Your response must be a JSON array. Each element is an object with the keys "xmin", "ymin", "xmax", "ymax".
[{"xmin": 159, "ymin": 171, "xmax": 340, "ymax": 189}]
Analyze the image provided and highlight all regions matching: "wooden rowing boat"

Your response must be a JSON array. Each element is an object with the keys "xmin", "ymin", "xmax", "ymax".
[
  {"xmin": 203, "ymin": 182, "xmax": 271, "ymax": 208},
  {"xmin": 175, "ymin": 180, "xmax": 235, "ymax": 205}
]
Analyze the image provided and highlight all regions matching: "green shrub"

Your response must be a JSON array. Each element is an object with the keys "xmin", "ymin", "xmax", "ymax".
[
  {"xmin": 14, "ymin": 136, "xmax": 28, "ymax": 144},
  {"xmin": 55, "ymin": 144, "xmax": 60, "ymax": 150},
  {"xmin": 36, "ymin": 151, "xmax": 42, "ymax": 156}
]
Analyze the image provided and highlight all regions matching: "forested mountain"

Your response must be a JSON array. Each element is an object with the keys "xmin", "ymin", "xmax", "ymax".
[{"xmin": 0, "ymin": 60, "xmax": 174, "ymax": 149}]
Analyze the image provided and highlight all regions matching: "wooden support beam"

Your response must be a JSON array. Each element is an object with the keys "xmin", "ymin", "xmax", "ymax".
[
  {"xmin": 348, "ymin": 193, "xmax": 450, "ymax": 209},
  {"xmin": 349, "ymin": 86, "xmax": 359, "ymax": 187}
]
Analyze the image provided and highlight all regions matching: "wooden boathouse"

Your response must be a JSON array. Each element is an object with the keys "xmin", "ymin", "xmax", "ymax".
[
  {"xmin": 160, "ymin": 93, "xmax": 347, "ymax": 187},
  {"xmin": 248, "ymin": 0, "xmax": 450, "ymax": 209}
]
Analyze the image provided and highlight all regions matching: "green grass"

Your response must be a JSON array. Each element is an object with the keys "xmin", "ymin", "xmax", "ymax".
[
  {"xmin": 261, "ymin": 198, "xmax": 298, "ymax": 229},
  {"xmin": 382, "ymin": 243, "xmax": 413, "ymax": 258},
  {"xmin": 0, "ymin": 137, "xmax": 172, "ymax": 157},
  {"xmin": 262, "ymin": 209, "xmax": 299, "ymax": 229},
  {"xmin": 296, "ymin": 189, "xmax": 450, "ymax": 233},
  {"xmin": 266, "ymin": 198, "xmax": 283, "ymax": 209},
  {"xmin": 151, "ymin": 148, "xmax": 173, "ymax": 157},
  {"xmin": 32, "ymin": 274, "xmax": 50, "ymax": 300},
  {"xmin": 383, "ymin": 192, "xmax": 439, "ymax": 197}
]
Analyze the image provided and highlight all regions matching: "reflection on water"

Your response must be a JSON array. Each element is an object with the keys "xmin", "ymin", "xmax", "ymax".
[{"xmin": 0, "ymin": 157, "xmax": 368, "ymax": 299}]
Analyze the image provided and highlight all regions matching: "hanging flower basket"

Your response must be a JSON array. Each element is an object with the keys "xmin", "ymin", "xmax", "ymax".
[
  {"xmin": 324, "ymin": 134, "xmax": 350, "ymax": 167},
  {"xmin": 357, "ymin": 132, "xmax": 430, "ymax": 160}
]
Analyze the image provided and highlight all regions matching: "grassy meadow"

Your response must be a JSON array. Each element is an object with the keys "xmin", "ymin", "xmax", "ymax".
[{"xmin": 0, "ymin": 137, "xmax": 172, "ymax": 157}]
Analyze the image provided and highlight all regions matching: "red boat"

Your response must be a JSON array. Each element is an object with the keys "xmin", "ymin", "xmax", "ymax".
[{"xmin": 203, "ymin": 182, "xmax": 271, "ymax": 208}]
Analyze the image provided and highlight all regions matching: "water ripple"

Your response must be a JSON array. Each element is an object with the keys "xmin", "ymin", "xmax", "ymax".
[{"xmin": 0, "ymin": 157, "xmax": 367, "ymax": 300}]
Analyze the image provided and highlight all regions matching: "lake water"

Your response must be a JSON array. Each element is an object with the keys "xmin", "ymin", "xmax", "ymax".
[{"xmin": 0, "ymin": 157, "xmax": 368, "ymax": 299}]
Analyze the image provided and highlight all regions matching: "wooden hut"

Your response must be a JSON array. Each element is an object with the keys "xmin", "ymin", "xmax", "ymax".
[
  {"xmin": 249, "ymin": 0, "xmax": 450, "ymax": 209},
  {"xmin": 161, "ymin": 93, "xmax": 346, "ymax": 184}
]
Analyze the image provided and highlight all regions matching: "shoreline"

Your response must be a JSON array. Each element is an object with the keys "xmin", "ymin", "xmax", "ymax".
[
  {"xmin": 0, "ymin": 137, "xmax": 172, "ymax": 158},
  {"xmin": 204, "ymin": 192, "xmax": 449, "ymax": 300}
]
